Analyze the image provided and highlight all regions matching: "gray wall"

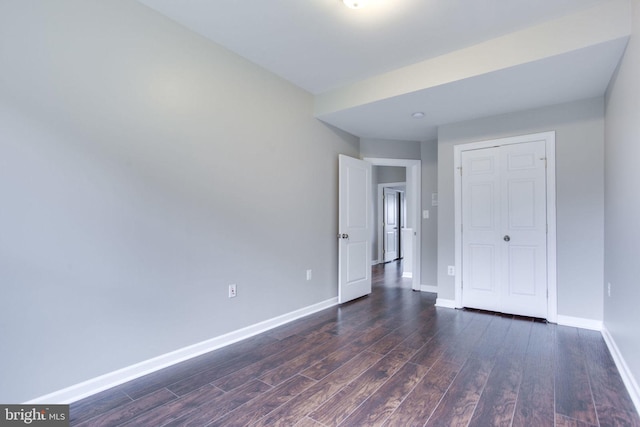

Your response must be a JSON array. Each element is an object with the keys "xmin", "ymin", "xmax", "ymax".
[
  {"xmin": 360, "ymin": 138, "xmax": 421, "ymax": 160},
  {"xmin": 376, "ymin": 166, "xmax": 406, "ymax": 184},
  {"xmin": 420, "ymin": 141, "xmax": 438, "ymax": 289},
  {"xmin": 0, "ymin": 0, "xmax": 359, "ymax": 403},
  {"xmin": 604, "ymin": 0, "xmax": 640, "ymax": 394},
  {"xmin": 437, "ymin": 97, "xmax": 605, "ymax": 321}
]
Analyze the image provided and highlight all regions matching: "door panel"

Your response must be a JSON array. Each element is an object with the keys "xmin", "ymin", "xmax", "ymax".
[
  {"xmin": 346, "ymin": 241, "xmax": 368, "ymax": 283},
  {"xmin": 469, "ymin": 182, "xmax": 495, "ymax": 228},
  {"xmin": 467, "ymin": 244, "xmax": 500, "ymax": 311},
  {"xmin": 508, "ymin": 180, "xmax": 536, "ymax": 228},
  {"xmin": 508, "ymin": 246, "xmax": 537, "ymax": 295},
  {"xmin": 347, "ymin": 167, "xmax": 367, "ymax": 228},
  {"xmin": 338, "ymin": 155, "xmax": 372, "ymax": 304},
  {"xmin": 461, "ymin": 140, "xmax": 548, "ymax": 318}
]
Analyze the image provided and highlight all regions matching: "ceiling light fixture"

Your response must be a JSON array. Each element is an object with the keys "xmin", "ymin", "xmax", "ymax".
[
  {"xmin": 343, "ymin": 0, "xmax": 365, "ymax": 9},
  {"xmin": 411, "ymin": 112, "xmax": 425, "ymax": 119}
]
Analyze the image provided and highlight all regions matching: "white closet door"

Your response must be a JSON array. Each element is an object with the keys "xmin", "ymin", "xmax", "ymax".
[{"xmin": 461, "ymin": 140, "xmax": 548, "ymax": 318}]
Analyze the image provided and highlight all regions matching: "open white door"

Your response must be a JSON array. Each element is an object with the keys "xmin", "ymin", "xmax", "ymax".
[{"xmin": 338, "ymin": 154, "xmax": 372, "ymax": 304}]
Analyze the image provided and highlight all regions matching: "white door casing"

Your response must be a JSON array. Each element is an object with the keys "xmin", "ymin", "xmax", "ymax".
[
  {"xmin": 454, "ymin": 131, "xmax": 557, "ymax": 322},
  {"xmin": 383, "ymin": 187, "xmax": 400, "ymax": 262},
  {"xmin": 365, "ymin": 158, "xmax": 421, "ymax": 291},
  {"xmin": 338, "ymin": 155, "xmax": 372, "ymax": 304}
]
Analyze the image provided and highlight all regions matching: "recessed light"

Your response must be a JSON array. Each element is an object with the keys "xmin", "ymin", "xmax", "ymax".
[
  {"xmin": 343, "ymin": 0, "xmax": 364, "ymax": 8},
  {"xmin": 411, "ymin": 112, "xmax": 425, "ymax": 119}
]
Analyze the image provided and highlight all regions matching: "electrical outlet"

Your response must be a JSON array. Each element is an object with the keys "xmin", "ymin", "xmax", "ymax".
[
  {"xmin": 306, "ymin": 269, "xmax": 312, "ymax": 281},
  {"xmin": 228, "ymin": 284, "xmax": 237, "ymax": 298},
  {"xmin": 607, "ymin": 282, "xmax": 611, "ymax": 297},
  {"xmin": 447, "ymin": 265, "xmax": 455, "ymax": 276}
]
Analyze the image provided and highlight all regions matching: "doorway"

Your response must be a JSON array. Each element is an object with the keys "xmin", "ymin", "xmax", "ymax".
[
  {"xmin": 382, "ymin": 187, "xmax": 403, "ymax": 263},
  {"xmin": 364, "ymin": 158, "xmax": 421, "ymax": 291},
  {"xmin": 376, "ymin": 182, "xmax": 406, "ymax": 265},
  {"xmin": 453, "ymin": 132, "xmax": 557, "ymax": 321}
]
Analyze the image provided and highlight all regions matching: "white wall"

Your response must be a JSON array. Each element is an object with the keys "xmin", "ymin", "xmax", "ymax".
[
  {"xmin": 437, "ymin": 97, "xmax": 605, "ymax": 321},
  {"xmin": 0, "ymin": 0, "xmax": 359, "ymax": 403},
  {"xmin": 604, "ymin": 0, "xmax": 640, "ymax": 397}
]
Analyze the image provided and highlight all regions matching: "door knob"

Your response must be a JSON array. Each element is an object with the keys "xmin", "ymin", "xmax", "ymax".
[
  {"xmin": 342, "ymin": 234, "xmax": 349, "ymax": 239},
  {"xmin": 503, "ymin": 235, "xmax": 511, "ymax": 242}
]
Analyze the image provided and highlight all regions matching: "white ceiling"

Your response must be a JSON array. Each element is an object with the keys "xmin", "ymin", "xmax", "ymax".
[{"xmin": 137, "ymin": 0, "xmax": 630, "ymax": 142}]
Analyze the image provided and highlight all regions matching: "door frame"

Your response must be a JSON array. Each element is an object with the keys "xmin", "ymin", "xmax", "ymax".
[
  {"xmin": 364, "ymin": 158, "xmax": 421, "ymax": 291},
  {"xmin": 453, "ymin": 131, "xmax": 557, "ymax": 322},
  {"xmin": 378, "ymin": 183, "xmax": 405, "ymax": 265}
]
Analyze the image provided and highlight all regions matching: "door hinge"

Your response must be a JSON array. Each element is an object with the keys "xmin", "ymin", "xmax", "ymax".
[
  {"xmin": 457, "ymin": 166, "xmax": 462, "ymax": 176},
  {"xmin": 540, "ymin": 157, "xmax": 547, "ymax": 168}
]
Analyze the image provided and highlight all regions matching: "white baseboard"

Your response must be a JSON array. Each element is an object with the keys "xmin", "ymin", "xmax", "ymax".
[
  {"xmin": 371, "ymin": 259, "xmax": 380, "ymax": 265},
  {"xmin": 602, "ymin": 327, "xmax": 640, "ymax": 414},
  {"xmin": 26, "ymin": 297, "xmax": 339, "ymax": 405},
  {"xmin": 402, "ymin": 272, "xmax": 413, "ymax": 278},
  {"xmin": 435, "ymin": 298, "xmax": 456, "ymax": 309},
  {"xmin": 556, "ymin": 315, "xmax": 603, "ymax": 331},
  {"xmin": 420, "ymin": 285, "xmax": 438, "ymax": 293}
]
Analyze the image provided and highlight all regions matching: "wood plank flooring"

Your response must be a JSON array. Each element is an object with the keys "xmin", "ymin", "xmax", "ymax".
[{"xmin": 70, "ymin": 261, "xmax": 640, "ymax": 426}]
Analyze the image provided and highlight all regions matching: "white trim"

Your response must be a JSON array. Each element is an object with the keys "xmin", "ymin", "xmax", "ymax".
[
  {"xmin": 546, "ymin": 135, "xmax": 557, "ymax": 323},
  {"xmin": 602, "ymin": 327, "xmax": 640, "ymax": 414},
  {"xmin": 364, "ymin": 158, "xmax": 421, "ymax": 291},
  {"xmin": 556, "ymin": 315, "xmax": 603, "ymax": 331},
  {"xmin": 421, "ymin": 285, "xmax": 438, "ymax": 293},
  {"xmin": 371, "ymin": 259, "xmax": 380, "ymax": 266},
  {"xmin": 26, "ymin": 297, "xmax": 339, "ymax": 404},
  {"xmin": 402, "ymin": 272, "xmax": 413, "ymax": 278},
  {"xmin": 453, "ymin": 131, "xmax": 557, "ymax": 321},
  {"xmin": 435, "ymin": 298, "xmax": 456, "ymax": 309}
]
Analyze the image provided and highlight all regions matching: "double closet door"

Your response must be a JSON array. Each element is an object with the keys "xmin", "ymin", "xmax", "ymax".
[{"xmin": 461, "ymin": 140, "xmax": 548, "ymax": 318}]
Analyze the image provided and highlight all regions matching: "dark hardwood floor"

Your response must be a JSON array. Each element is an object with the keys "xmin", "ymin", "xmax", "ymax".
[{"xmin": 70, "ymin": 261, "xmax": 640, "ymax": 426}]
